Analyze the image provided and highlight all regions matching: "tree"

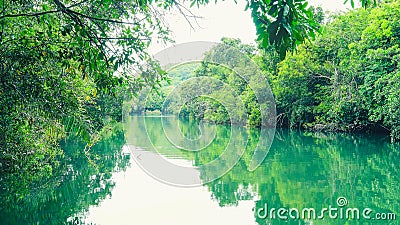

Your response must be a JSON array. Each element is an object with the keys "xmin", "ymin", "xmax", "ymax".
[
  {"xmin": 348, "ymin": 2, "xmax": 400, "ymax": 140},
  {"xmin": 0, "ymin": 0, "xmax": 174, "ymax": 179},
  {"xmin": 271, "ymin": 1, "xmax": 400, "ymax": 141},
  {"xmin": 241, "ymin": 0, "xmax": 378, "ymax": 58}
]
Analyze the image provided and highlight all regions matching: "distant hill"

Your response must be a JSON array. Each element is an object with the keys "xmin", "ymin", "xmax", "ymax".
[{"xmin": 166, "ymin": 62, "xmax": 200, "ymax": 86}]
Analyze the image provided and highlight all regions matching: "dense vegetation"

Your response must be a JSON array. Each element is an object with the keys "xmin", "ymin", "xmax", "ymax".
[
  {"xmin": 0, "ymin": 0, "xmax": 398, "ymax": 223},
  {"xmin": 0, "ymin": 0, "xmax": 314, "ymax": 179},
  {"xmin": 274, "ymin": 1, "xmax": 400, "ymax": 140},
  {"xmin": 0, "ymin": 0, "xmax": 170, "ymax": 182},
  {"xmin": 0, "ymin": 0, "xmax": 398, "ymax": 219},
  {"xmin": 0, "ymin": 0, "xmax": 387, "ymax": 180},
  {"xmin": 139, "ymin": 1, "xmax": 400, "ymax": 141}
]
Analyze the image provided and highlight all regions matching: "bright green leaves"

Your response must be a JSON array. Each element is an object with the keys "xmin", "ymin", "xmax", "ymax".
[
  {"xmin": 271, "ymin": 1, "xmax": 400, "ymax": 140},
  {"xmin": 345, "ymin": 0, "xmax": 356, "ymax": 8},
  {"xmin": 247, "ymin": 0, "xmax": 319, "ymax": 59},
  {"xmin": 352, "ymin": 2, "xmax": 400, "ymax": 140},
  {"xmin": 238, "ymin": 0, "xmax": 380, "ymax": 59},
  {"xmin": 0, "ymin": 0, "xmax": 174, "ymax": 179},
  {"xmin": 345, "ymin": 0, "xmax": 378, "ymax": 8}
]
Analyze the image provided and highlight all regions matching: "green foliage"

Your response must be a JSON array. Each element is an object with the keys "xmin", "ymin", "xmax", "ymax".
[
  {"xmin": 0, "ymin": 0, "xmax": 171, "ymax": 179},
  {"xmin": 247, "ymin": 0, "xmax": 319, "ymax": 59},
  {"xmin": 193, "ymin": 0, "xmax": 376, "ymax": 58},
  {"xmin": 273, "ymin": 45, "xmax": 323, "ymax": 127},
  {"xmin": 272, "ymin": 1, "xmax": 400, "ymax": 140},
  {"xmin": 2, "ymin": 0, "xmax": 399, "ymax": 201},
  {"xmin": 128, "ymin": 63, "xmax": 199, "ymax": 114},
  {"xmin": 0, "ymin": 128, "xmax": 129, "ymax": 224},
  {"xmin": 189, "ymin": 0, "xmax": 371, "ymax": 59},
  {"xmin": 353, "ymin": 3, "xmax": 400, "ymax": 140},
  {"xmin": 159, "ymin": 38, "xmax": 263, "ymax": 127},
  {"xmin": 130, "ymin": 1, "xmax": 400, "ymax": 141}
]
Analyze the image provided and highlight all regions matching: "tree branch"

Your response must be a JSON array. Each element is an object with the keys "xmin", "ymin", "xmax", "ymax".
[
  {"xmin": 97, "ymin": 37, "xmax": 151, "ymax": 41},
  {"xmin": 67, "ymin": 9, "xmax": 140, "ymax": 26},
  {"xmin": 0, "ymin": 10, "xmax": 60, "ymax": 20},
  {"xmin": 67, "ymin": 0, "xmax": 89, "ymax": 9}
]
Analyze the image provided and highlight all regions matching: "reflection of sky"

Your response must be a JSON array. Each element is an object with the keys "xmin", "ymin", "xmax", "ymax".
[
  {"xmin": 85, "ymin": 157, "xmax": 256, "ymax": 225},
  {"xmin": 150, "ymin": 0, "xmax": 354, "ymax": 53}
]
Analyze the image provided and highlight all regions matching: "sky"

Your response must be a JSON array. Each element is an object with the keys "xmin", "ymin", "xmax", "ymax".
[{"xmin": 149, "ymin": 0, "xmax": 354, "ymax": 53}]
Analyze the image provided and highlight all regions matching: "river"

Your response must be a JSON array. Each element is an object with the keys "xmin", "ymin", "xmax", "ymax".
[{"xmin": 0, "ymin": 116, "xmax": 398, "ymax": 224}]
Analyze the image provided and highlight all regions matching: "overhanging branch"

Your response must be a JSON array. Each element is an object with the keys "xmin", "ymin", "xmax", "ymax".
[{"xmin": 0, "ymin": 10, "xmax": 60, "ymax": 19}]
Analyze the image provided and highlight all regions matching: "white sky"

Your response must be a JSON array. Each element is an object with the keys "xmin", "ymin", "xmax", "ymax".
[{"xmin": 149, "ymin": 0, "xmax": 354, "ymax": 53}]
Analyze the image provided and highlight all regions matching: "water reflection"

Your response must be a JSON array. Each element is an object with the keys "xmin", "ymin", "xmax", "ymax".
[
  {"xmin": 1, "ymin": 117, "xmax": 398, "ymax": 225},
  {"xmin": 207, "ymin": 129, "xmax": 400, "ymax": 224},
  {"xmin": 124, "ymin": 116, "xmax": 275, "ymax": 186},
  {"xmin": 126, "ymin": 116, "xmax": 399, "ymax": 224},
  {"xmin": 0, "ymin": 129, "xmax": 129, "ymax": 225}
]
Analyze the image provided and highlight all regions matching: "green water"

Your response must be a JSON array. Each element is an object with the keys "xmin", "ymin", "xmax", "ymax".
[{"xmin": 0, "ymin": 116, "xmax": 398, "ymax": 224}]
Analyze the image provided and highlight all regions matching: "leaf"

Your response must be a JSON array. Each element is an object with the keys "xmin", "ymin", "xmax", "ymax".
[
  {"xmin": 268, "ymin": 5, "xmax": 278, "ymax": 15},
  {"xmin": 283, "ymin": 4, "xmax": 290, "ymax": 17},
  {"xmin": 267, "ymin": 21, "xmax": 280, "ymax": 45},
  {"xmin": 244, "ymin": 2, "xmax": 250, "ymax": 11},
  {"xmin": 282, "ymin": 22, "xmax": 293, "ymax": 37},
  {"xmin": 276, "ymin": 26, "xmax": 289, "ymax": 44},
  {"xmin": 302, "ymin": 2, "xmax": 308, "ymax": 10}
]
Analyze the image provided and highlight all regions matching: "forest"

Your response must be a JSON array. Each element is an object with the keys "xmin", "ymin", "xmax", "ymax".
[
  {"xmin": 0, "ymin": 0, "xmax": 399, "ymax": 210},
  {"xmin": 138, "ymin": 1, "xmax": 400, "ymax": 142}
]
